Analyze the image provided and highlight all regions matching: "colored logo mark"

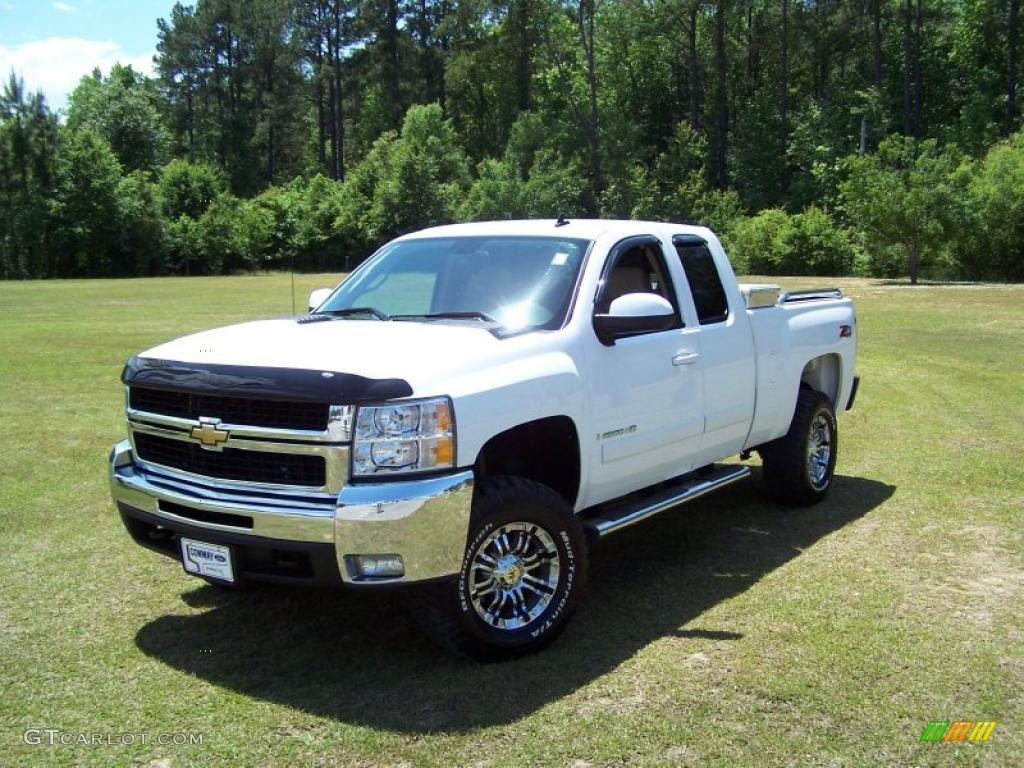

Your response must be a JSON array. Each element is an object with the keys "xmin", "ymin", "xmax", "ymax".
[{"xmin": 920, "ymin": 721, "xmax": 997, "ymax": 742}]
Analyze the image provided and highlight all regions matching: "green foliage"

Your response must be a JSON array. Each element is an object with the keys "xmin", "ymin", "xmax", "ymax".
[
  {"xmin": 637, "ymin": 121, "xmax": 708, "ymax": 211},
  {"xmin": 727, "ymin": 209, "xmax": 789, "ymax": 275},
  {"xmin": 727, "ymin": 207, "xmax": 856, "ymax": 277},
  {"xmin": 245, "ymin": 182, "xmax": 308, "ymax": 271},
  {"xmin": 608, "ymin": 122, "xmax": 743, "ymax": 234},
  {"xmin": 940, "ymin": 0, "xmax": 1009, "ymax": 155},
  {"xmin": 839, "ymin": 136, "xmax": 970, "ymax": 283},
  {"xmin": 785, "ymin": 101, "xmax": 849, "ymax": 214},
  {"xmin": 66, "ymin": 64, "xmax": 170, "ymax": 174},
  {"xmin": 158, "ymin": 159, "xmax": 225, "ymax": 222},
  {"xmin": 349, "ymin": 104, "xmax": 470, "ymax": 243},
  {"xmin": 446, "ymin": 28, "xmax": 521, "ymax": 161},
  {"xmin": 962, "ymin": 130, "xmax": 1024, "ymax": 281},
  {"xmin": 4, "ymin": 1, "xmax": 1024, "ymax": 282},
  {"xmin": 0, "ymin": 75, "xmax": 59, "ymax": 279},
  {"xmin": 787, "ymin": 207, "xmax": 858, "ymax": 276},
  {"xmin": 195, "ymin": 195, "xmax": 252, "ymax": 274},
  {"xmin": 730, "ymin": 92, "xmax": 786, "ymax": 213},
  {"xmin": 166, "ymin": 215, "xmax": 206, "ymax": 275},
  {"xmin": 155, "ymin": 0, "xmax": 307, "ymax": 193},
  {"xmin": 117, "ymin": 171, "xmax": 168, "ymax": 276},
  {"xmin": 158, "ymin": 158, "xmax": 227, "ymax": 274},
  {"xmin": 289, "ymin": 175, "xmax": 355, "ymax": 272},
  {"xmin": 52, "ymin": 127, "xmax": 125, "ymax": 276},
  {"xmin": 182, "ymin": 174, "xmax": 377, "ymax": 277},
  {"xmin": 459, "ymin": 112, "xmax": 588, "ymax": 220}
]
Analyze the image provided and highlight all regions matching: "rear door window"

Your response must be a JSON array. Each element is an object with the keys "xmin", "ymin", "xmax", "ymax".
[{"xmin": 673, "ymin": 237, "xmax": 729, "ymax": 325}]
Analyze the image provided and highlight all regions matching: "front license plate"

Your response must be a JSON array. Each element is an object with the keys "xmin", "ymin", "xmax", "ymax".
[{"xmin": 180, "ymin": 538, "xmax": 235, "ymax": 583}]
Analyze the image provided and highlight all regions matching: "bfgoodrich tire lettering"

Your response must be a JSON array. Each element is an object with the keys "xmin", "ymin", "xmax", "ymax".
[{"xmin": 415, "ymin": 475, "xmax": 587, "ymax": 661}]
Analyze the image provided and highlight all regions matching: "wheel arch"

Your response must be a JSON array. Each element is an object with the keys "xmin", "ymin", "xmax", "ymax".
[
  {"xmin": 474, "ymin": 416, "xmax": 581, "ymax": 508},
  {"xmin": 800, "ymin": 353, "xmax": 842, "ymax": 407}
]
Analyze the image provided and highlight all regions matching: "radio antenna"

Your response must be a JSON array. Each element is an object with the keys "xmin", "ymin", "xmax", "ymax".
[{"xmin": 290, "ymin": 251, "xmax": 296, "ymax": 315}]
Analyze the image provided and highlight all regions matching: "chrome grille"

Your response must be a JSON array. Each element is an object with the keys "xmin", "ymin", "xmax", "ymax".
[
  {"xmin": 134, "ymin": 433, "xmax": 326, "ymax": 487},
  {"xmin": 126, "ymin": 387, "xmax": 351, "ymax": 495}
]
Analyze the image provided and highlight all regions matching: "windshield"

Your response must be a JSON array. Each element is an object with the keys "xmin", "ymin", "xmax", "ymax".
[{"xmin": 317, "ymin": 236, "xmax": 591, "ymax": 332}]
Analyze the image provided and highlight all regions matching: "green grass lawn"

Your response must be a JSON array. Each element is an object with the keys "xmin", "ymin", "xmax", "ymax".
[{"xmin": 1, "ymin": 274, "xmax": 1021, "ymax": 767}]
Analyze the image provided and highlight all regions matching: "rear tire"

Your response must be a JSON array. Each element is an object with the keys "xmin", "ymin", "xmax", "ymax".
[
  {"xmin": 759, "ymin": 388, "xmax": 838, "ymax": 506},
  {"xmin": 414, "ymin": 475, "xmax": 587, "ymax": 661}
]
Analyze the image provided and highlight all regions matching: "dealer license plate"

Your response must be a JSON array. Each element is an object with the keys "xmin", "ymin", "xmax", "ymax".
[{"xmin": 180, "ymin": 538, "xmax": 235, "ymax": 583}]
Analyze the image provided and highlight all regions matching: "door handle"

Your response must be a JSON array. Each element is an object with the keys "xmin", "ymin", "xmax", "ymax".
[{"xmin": 672, "ymin": 352, "xmax": 700, "ymax": 366}]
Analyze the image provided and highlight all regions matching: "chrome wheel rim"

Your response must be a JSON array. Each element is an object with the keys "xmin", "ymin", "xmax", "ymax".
[
  {"xmin": 468, "ymin": 523, "xmax": 561, "ymax": 630},
  {"xmin": 806, "ymin": 413, "xmax": 833, "ymax": 489}
]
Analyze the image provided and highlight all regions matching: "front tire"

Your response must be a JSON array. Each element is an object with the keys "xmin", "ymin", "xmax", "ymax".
[
  {"xmin": 759, "ymin": 388, "xmax": 838, "ymax": 506},
  {"xmin": 415, "ymin": 476, "xmax": 587, "ymax": 661}
]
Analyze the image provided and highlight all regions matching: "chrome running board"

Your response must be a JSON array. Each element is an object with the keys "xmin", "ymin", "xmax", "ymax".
[{"xmin": 583, "ymin": 464, "xmax": 751, "ymax": 538}]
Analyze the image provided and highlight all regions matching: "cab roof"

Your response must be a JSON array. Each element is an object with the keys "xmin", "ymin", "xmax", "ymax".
[{"xmin": 396, "ymin": 219, "xmax": 713, "ymax": 243}]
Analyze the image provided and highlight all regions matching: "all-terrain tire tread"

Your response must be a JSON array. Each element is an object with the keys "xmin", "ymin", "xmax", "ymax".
[
  {"xmin": 411, "ymin": 475, "xmax": 587, "ymax": 661},
  {"xmin": 759, "ymin": 388, "xmax": 837, "ymax": 506}
]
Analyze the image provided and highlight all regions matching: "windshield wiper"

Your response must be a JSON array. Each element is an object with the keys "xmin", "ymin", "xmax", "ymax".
[
  {"xmin": 392, "ymin": 311, "xmax": 498, "ymax": 323},
  {"xmin": 317, "ymin": 306, "xmax": 391, "ymax": 321}
]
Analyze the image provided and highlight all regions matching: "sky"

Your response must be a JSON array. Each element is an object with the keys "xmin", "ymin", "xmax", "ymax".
[{"xmin": 0, "ymin": 0, "xmax": 171, "ymax": 111}]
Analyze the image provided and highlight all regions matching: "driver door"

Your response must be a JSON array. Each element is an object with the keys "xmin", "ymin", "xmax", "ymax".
[{"xmin": 581, "ymin": 236, "xmax": 705, "ymax": 507}]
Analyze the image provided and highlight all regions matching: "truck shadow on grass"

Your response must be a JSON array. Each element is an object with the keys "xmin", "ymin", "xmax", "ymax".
[{"xmin": 135, "ymin": 473, "xmax": 894, "ymax": 732}]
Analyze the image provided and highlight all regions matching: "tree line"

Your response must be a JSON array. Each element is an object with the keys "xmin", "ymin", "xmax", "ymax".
[{"xmin": 1, "ymin": 0, "xmax": 1022, "ymax": 283}]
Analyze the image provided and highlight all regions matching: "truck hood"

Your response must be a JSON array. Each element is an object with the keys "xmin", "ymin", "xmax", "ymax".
[{"xmin": 135, "ymin": 317, "xmax": 510, "ymax": 398}]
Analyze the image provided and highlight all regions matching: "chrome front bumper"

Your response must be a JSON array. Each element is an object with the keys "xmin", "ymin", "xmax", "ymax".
[{"xmin": 109, "ymin": 439, "xmax": 474, "ymax": 585}]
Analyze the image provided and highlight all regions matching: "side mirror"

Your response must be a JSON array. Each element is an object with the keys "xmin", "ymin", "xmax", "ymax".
[
  {"xmin": 593, "ymin": 293, "xmax": 676, "ymax": 345},
  {"xmin": 308, "ymin": 288, "xmax": 333, "ymax": 313}
]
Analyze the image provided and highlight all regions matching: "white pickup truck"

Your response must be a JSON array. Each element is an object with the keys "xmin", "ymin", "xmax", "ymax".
[{"xmin": 110, "ymin": 219, "xmax": 858, "ymax": 659}]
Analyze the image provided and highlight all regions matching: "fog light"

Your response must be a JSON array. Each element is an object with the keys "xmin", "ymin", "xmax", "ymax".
[{"xmin": 349, "ymin": 554, "xmax": 405, "ymax": 579}]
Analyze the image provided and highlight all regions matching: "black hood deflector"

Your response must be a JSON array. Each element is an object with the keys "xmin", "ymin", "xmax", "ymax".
[{"xmin": 121, "ymin": 356, "xmax": 414, "ymax": 403}]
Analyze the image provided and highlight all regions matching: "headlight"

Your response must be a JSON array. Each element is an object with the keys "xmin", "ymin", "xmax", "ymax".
[{"xmin": 352, "ymin": 397, "xmax": 455, "ymax": 476}]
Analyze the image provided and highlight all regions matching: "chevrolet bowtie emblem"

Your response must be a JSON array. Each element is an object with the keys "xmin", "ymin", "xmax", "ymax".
[{"xmin": 191, "ymin": 418, "xmax": 229, "ymax": 449}]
